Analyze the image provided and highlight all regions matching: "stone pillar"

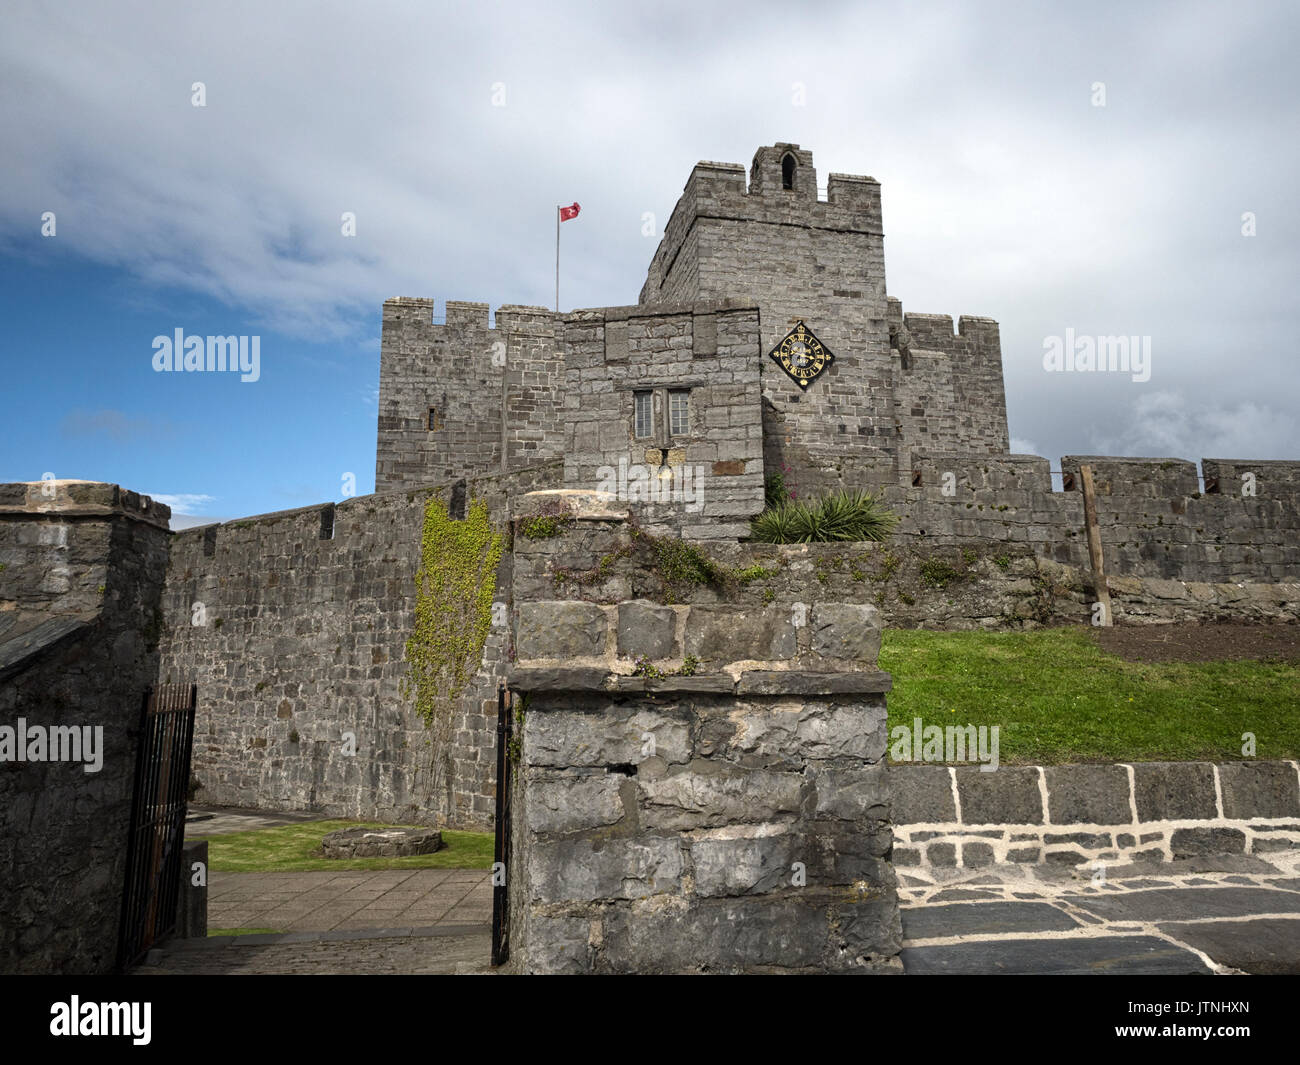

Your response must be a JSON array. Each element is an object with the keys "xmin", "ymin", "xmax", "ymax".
[
  {"xmin": 0, "ymin": 481, "xmax": 172, "ymax": 973},
  {"xmin": 504, "ymin": 491, "xmax": 901, "ymax": 973}
]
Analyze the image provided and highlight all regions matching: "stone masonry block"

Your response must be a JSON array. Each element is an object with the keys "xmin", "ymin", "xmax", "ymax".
[
  {"xmin": 683, "ymin": 605, "xmax": 795, "ymax": 664},
  {"xmin": 1217, "ymin": 762, "xmax": 1300, "ymax": 820},
  {"xmin": 617, "ymin": 600, "xmax": 677, "ymax": 660},
  {"xmin": 811, "ymin": 764, "xmax": 891, "ymax": 821},
  {"xmin": 955, "ymin": 766, "xmax": 1044, "ymax": 825},
  {"xmin": 525, "ymin": 773, "xmax": 625, "ymax": 834},
  {"xmin": 516, "ymin": 601, "xmax": 608, "ymax": 660},
  {"xmin": 691, "ymin": 832, "xmax": 799, "ymax": 897},
  {"xmin": 1131, "ymin": 762, "xmax": 1217, "ymax": 821},
  {"xmin": 889, "ymin": 765, "xmax": 957, "ymax": 824},
  {"xmin": 718, "ymin": 699, "xmax": 887, "ymax": 765},
  {"xmin": 524, "ymin": 706, "xmax": 691, "ymax": 767},
  {"xmin": 810, "ymin": 602, "xmax": 882, "ymax": 667},
  {"xmin": 1043, "ymin": 764, "xmax": 1131, "ymax": 825},
  {"xmin": 527, "ymin": 838, "xmax": 683, "ymax": 902},
  {"xmin": 638, "ymin": 765, "xmax": 803, "ymax": 831},
  {"xmin": 1169, "ymin": 826, "xmax": 1247, "ymax": 858}
]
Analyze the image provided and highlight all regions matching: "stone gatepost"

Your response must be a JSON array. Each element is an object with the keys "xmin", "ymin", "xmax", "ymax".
[{"xmin": 504, "ymin": 491, "xmax": 901, "ymax": 974}]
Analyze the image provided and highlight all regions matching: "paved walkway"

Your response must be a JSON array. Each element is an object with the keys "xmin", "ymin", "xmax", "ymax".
[
  {"xmin": 209, "ymin": 869, "xmax": 492, "ymax": 932},
  {"xmin": 158, "ymin": 805, "xmax": 1300, "ymax": 974},
  {"xmin": 899, "ymin": 850, "xmax": 1300, "ymax": 974},
  {"xmin": 138, "ymin": 925, "xmax": 492, "ymax": 975}
]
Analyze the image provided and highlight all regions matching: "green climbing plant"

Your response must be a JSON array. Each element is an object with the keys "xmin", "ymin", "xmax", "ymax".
[{"xmin": 403, "ymin": 497, "xmax": 505, "ymax": 796}]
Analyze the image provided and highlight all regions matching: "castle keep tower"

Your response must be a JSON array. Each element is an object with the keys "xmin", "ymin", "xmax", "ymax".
[{"xmin": 640, "ymin": 143, "xmax": 1010, "ymax": 495}]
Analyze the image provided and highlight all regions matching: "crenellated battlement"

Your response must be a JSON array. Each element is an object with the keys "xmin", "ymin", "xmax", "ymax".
[
  {"xmin": 377, "ymin": 298, "xmax": 563, "ymax": 490},
  {"xmin": 641, "ymin": 143, "xmax": 884, "ymax": 309}
]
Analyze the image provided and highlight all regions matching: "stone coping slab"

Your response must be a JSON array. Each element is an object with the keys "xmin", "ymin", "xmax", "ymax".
[{"xmin": 507, "ymin": 667, "xmax": 893, "ymax": 696}]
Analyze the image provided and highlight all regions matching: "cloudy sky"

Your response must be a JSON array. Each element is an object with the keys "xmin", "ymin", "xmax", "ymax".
[{"xmin": 2, "ymin": 0, "xmax": 1296, "ymax": 526}]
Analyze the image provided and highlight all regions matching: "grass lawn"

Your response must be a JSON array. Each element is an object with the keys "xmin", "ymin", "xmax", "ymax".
[
  {"xmin": 191, "ymin": 820, "xmax": 494, "ymax": 873},
  {"xmin": 879, "ymin": 627, "xmax": 1300, "ymax": 764}
]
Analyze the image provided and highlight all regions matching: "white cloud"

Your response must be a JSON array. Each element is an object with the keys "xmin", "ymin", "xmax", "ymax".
[
  {"xmin": 1097, "ymin": 391, "xmax": 1296, "ymax": 461},
  {"xmin": 1, "ymin": 1, "xmax": 1297, "ymax": 461}
]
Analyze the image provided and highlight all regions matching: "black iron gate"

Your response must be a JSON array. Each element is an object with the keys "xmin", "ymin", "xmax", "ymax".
[
  {"xmin": 117, "ymin": 683, "xmax": 197, "ymax": 970},
  {"xmin": 491, "ymin": 684, "xmax": 514, "ymax": 966}
]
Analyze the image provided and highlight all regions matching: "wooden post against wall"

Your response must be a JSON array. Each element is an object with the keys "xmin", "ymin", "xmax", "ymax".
[{"xmin": 1078, "ymin": 463, "xmax": 1113, "ymax": 627}]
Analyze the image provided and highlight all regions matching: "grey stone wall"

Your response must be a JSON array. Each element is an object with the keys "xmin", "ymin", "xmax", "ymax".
[
  {"xmin": 893, "ymin": 453, "xmax": 1300, "ymax": 583},
  {"xmin": 640, "ymin": 143, "xmax": 1010, "ymax": 496},
  {"xmin": 559, "ymin": 299, "xmax": 765, "ymax": 540},
  {"xmin": 504, "ymin": 491, "xmax": 901, "ymax": 974},
  {"xmin": 157, "ymin": 464, "xmax": 555, "ymax": 829},
  {"xmin": 892, "ymin": 760, "xmax": 1300, "ymax": 871},
  {"xmin": 376, "ymin": 298, "xmax": 564, "ymax": 492},
  {"xmin": 0, "ymin": 482, "xmax": 171, "ymax": 974}
]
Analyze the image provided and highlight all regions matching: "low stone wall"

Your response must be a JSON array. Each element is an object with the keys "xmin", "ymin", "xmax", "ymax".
[
  {"xmin": 0, "ymin": 482, "xmax": 172, "ymax": 974},
  {"xmin": 892, "ymin": 760, "xmax": 1300, "ymax": 872},
  {"xmin": 158, "ymin": 463, "xmax": 557, "ymax": 829},
  {"xmin": 505, "ymin": 491, "xmax": 901, "ymax": 974},
  {"xmin": 532, "ymin": 533, "xmax": 1300, "ymax": 632}
]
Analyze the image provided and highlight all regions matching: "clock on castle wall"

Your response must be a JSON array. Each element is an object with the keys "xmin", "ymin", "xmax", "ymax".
[{"xmin": 768, "ymin": 320, "xmax": 835, "ymax": 389}]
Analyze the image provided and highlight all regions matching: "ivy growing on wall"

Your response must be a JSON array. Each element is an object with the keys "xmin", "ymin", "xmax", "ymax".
[{"xmin": 403, "ymin": 496, "xmax": 505, "ymax": 798}]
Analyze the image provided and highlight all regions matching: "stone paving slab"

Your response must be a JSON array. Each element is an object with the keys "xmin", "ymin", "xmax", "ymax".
[
  {"xmin": 1063, "ymin": 887, "xmax": 1300, "ymax": 923},
  {"xmin": 1156, "ymin": 918, "xmax": 1300, "ymax": 975},
  {"xmin": 902, "ymin": 901, "xmax": 1080, "ymax": 940},
  {"xmin": 898, "ymin": 850, "xmax": 1300, "ymax": 974},
  {"xmin": 901, "ymin": 936, "xmax": 1212, "ymax": 975}
]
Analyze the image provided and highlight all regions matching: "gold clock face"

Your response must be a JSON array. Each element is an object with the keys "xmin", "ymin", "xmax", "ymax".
[{"xmin": 769, "ymin": 321, "xmax": 834, "ymax": 389}]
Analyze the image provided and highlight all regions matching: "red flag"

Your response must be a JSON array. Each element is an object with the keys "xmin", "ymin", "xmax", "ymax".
[{"xmin": 559, "ymin": 202, "xmax": 580, "ymax": 221}]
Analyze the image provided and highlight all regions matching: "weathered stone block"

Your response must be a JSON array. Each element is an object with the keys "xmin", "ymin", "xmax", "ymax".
[
  {"xmin": 524, "ymin": 705, "xmax": 691, "ymax": 767},
  {"xmin": 525, "ymin": 773, "xmax": 625, "ymax": 834},
  {"xmin": 1006, "ymin": 846, "xmax": 1041, "ymax": 863},
  {"xmin": 516, "ymin": 601, "xmax": 609, "ymax": 660},
  {"xmin": 928, "ymin": 842, "xmax": 957, "ymax": 866},
  {"xmin": 810, "ymin": 764, "xmax": 891, "ymax": 821},
  {"xmin": 599, "ymin": 898, "xmax": 822, "ymax": 972},
  {"xmin": 639, "ymin": 765, "xmax": 803, "ymax": 830},
  {"xmin": 890, "ymin": 765, "xmax": 957, "ymax": 823},
  {"xmin": 691, "ymin": 832, "xmax": 799, "ymax": 896},
  {"xmin": 1218, "ymin": 762, "xmax": 1300, "ymax": 819},
  {"xmin": 617, "ymin": 600, "xmax": 677, "ymax": 661},
  {"xmin": 955, "ymin": 766, "xmax": 1044, "ymax": 825},
  {"xmin": 521, "ymin": 914, "xmax": 592, "ymax": 974},
  {"xmin": 684, "ymin": 605, "xmax": 795, "ymax": 664},
  {"xmin": 1044, "ymin": 764, "xmax": 1131, "ymax": 825},
  {"xmin": 1131, "ymin": 762, "xmax": 1217, "ymax": 821},
  {"xmin": 1170, "ymin": 827, "xmax": 1246, "ymax": 857},
  {"xmin": 528, "ymin": 838, "xmax": 683, "ymax": 902},
  {"xmin": 810, "ymin": 602, "xmax": 882, "ymax": 667},
  {"xmin": 720, "ymin": 699, "xmax": 887, "ymax": 765}
]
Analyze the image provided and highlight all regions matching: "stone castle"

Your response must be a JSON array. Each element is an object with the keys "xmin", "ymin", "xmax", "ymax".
[
  {"xmin": 378, "ymin": 142, "xmax": 1009, "ymax": 537},
  {"xmin": 4, "ymin": 146, "xmax": 1299, "ymax": 972}
]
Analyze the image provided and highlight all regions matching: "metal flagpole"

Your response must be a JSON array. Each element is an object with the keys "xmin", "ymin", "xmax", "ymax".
[{"xmin": 555, "ymin": 206, "xmax": 560, "ymax": 312}]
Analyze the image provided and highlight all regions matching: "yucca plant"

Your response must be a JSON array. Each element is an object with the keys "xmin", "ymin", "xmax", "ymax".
[
  {"xmin": 750, "ymin": 502, "xmax": 805, "ymax": 544},
  {"xmin": 751, "ymin": 488, "xmax": 898, "ymax": 544}
]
